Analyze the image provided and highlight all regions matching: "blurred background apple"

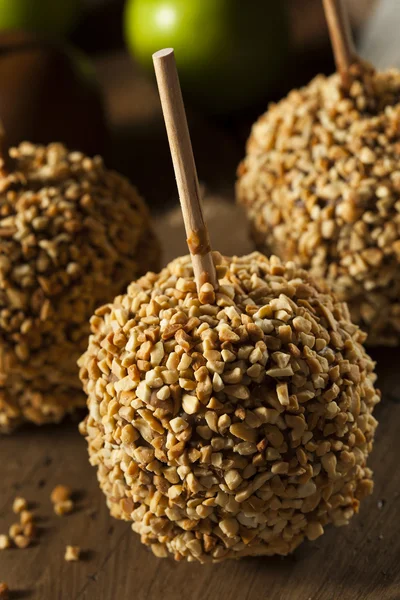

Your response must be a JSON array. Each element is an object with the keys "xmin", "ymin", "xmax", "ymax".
[
  {"xmin": 0, "ymin": 31, "xmax": 107, "ymax": 156},
  {"xmin": 124, "ymin": 0, "xmax": 290, "ymax": 115},
  {"xmin": 0, "ymin": 0, "xmax": 82, "ymax": 37}
]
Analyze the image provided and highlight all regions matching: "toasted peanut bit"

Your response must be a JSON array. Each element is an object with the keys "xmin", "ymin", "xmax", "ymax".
[
  {"xmin": 64, "ymin": 545, "xmax": 81, "ymax": 562},
  {"xmin": 23, "ymin": 522, "xmax": 36, "ymax": 539},
  {"xmin": 14, "ymin": 535, "xmax": 30, "ymax": 549},
  {"xmin": 54, "ymin": 500, "xmax": 74, "ymax": 516},
  {"xmin": 20, "ymin": 511, "xmax": 34, "ymax": 526},
  {"xmin": 199, "ymin": 282, "xmax": 216, "ymax": 305},
  {"xmin": 79, "ymin": 252, "xmax": 380, "ymax": 563},
  {"xmin": 9, "ymin": 524, "xmax": 22, "ymax": 540},
  {"xmin": 0, "ymin": 142, "xmax": 160, "ymax": 433},
  {"xmin": 0, "ymin": 535, "xmax": 10, "ymax": 551},
  {"xmin": 237, "ymin": 61, "xmax": 400, "ymax": 346},
  {"xmin": 0, "ymin": 582, "xmax": 9, "ymax": 599},
  {"xmin": 12, "ymin": 497, "xmax": 27, "ymax": 514},
  {"xmin": 50, "ymin": 485, "xmax": 72, "ymax": 505}
]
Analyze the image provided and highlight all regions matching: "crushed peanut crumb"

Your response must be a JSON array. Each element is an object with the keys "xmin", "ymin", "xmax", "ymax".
[
  {"xmin": 12, "ymin": 497, "xmax": 27, "ymax": 514},
  {"xmin": 79, "ymin": 252, "xmax": 380, "ymax": 563},
  {"xmin": 23, "ymin": 522, "xmax": 36, "ymax": 539},
  {"xmin": 50, "ymin": 485, "xmax": 72, "ymax": 505},
  {"xmin": 9, "ymin": 524, "xmax": 22, "ymax": 539},
  {"xmin": 54, "ymin": 500, "xmax": 74, "ymax": 516},
  {"xmin": 20, "ymin": 510, "xmax": 34, "ymax": 526},
  {"xmin": 0, "ymin": 582, "xmax": 8, "ymax": 599},
  {"xmin": 65, "ymin": 545, "xmax": 80, "ymax": 562},
  {"xmin": 14, "ymin": 535, "xmax": 30, "ymax": 549},
  {"xmin": 0, "ymin": 535, "xmax": 10, "ymax": 550}
]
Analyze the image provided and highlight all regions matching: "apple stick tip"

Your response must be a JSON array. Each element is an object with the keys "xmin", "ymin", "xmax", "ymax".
[
  {"xmin": 152, "ymin": 48, "xmax": 174, "ymax": 60},
  {"xmin": 153, "ymin": 48, "xmax": 218, "ymax": 292}
]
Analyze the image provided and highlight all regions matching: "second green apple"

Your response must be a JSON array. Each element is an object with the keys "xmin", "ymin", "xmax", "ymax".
[{"xmin": 125, "ymin": 0, "xmax": 290, "ymax": 114}]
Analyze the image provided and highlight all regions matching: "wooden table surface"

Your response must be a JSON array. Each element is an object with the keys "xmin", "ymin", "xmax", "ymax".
[{"xmin": 2, "ymin": 8, "xmax": 400, "ymax": 596}]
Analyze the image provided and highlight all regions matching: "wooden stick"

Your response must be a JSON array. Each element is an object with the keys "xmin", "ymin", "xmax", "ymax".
[
  {"xmin": 152, "ymin": 48, "xmax": 218, "ymax": 292},
  {"xmin": 322, "ymin": 0, "xmax": 357, "ymax": 87},
  {"xmin": 0, "ymin": 121, "xmax": 11, "ymax": 176}
]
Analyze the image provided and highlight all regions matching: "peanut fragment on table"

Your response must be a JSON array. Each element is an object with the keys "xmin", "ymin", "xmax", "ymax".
[
  {"xmin": 23, "ymin": 522, "xmax": 36, "ymax": 539},
  {"xmin": 20, "ymin": 510, "xmax": 34, "ymax": 526},
  {"xmin": 50, "ymin": 485, "xmax": 72, "ymax": 504},
  {"xmin": 9, "ymin": 524, "xmax": 22, "ymax": 539},
  {"xmin": 54, "ymin": 500, "xmax": 74, "ymax": 516},
  {"xmin": 51, "ymin": 485, "xmax": 74, "ymax": 516},
  {"xmin": 14, "ymin": 535, "xmax": 30, "ymax": 549},
  {"xmin": 12, "ymin": 497, "xmax": 27, "ymax": 514},
  {"xmin": 65, "ymin": 545, "xmax": 81, "ymax": 562},
  {"xmin": 0, "ymin": 535, "xmax": 10, "ymax": 551}
]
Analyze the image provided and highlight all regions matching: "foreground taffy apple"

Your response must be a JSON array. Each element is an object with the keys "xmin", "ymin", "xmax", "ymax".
[
  {"xmin": 0, "ymin": 142, "xmax": 160, "ymax": 432},
  {"xmin": 79, "ymin": 49, "xmax": 380, "ymax": 563},
  {"xmin": 237, "ymin": 0, "xmax": 400, "ymax": 346}
]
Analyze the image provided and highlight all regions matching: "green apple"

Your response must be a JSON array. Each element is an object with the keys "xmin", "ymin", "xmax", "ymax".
[
  {"xmin": 124, "ymin": 0, "xmax": 289, "ymax": 114},
  {"xmin": 0, "ymin": 0, "xmax": 81, "ymax": 37}
]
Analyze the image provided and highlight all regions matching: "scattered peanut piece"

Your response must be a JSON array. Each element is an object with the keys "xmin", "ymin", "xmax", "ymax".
[
  {"xmin": 9, "ymin": 524, "xmax": 22, "ymax": 540},
  {"xmin": 65, "ymin": 545, "xmax": 80, "ymax": 562},
  {"xmin": 23, "ymin": 522, "xmax": 36, "ymax": 539},
  {"xmin": 51, "ymin": 485, "xmax": 75, "ymax": 516},
  {"xmin": 54, "ymin": 500, "xmax": 74, "ymax": 517},
  {"xmin": 20, "ymin": 510, "xmax": 34, "ymax": 526},
  {"xmin": 0, "ymin": 582, "xmax": 9, "ymax": 599},
  {"xmin": 50, "ymin": 485, "xmax": 72, "ymax": 505},
  {"xmin": 14, "ymin": 535, "xmax": 30, "ymax": 549},
  {"xmin": 0, "ymin": 535, "xmax": 10, "ymax": 551},
  {"xmin": 12, "ymin": 497, "xmax": 27, "ymax": 514}
]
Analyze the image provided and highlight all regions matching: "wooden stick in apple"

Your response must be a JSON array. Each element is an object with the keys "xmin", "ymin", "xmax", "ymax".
[
  {"xmin": 322, "ymin": 0, "xmax": 357, "ymax": 88},
  {"xmin": 152, "ymin": 48, "xmax": 218, "ymax": 292},
  {"xmin": 0, "ymin": 121, "xmax": 11, "ymax": 175}
]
